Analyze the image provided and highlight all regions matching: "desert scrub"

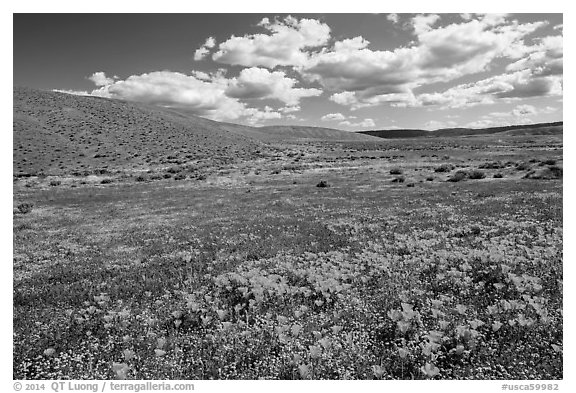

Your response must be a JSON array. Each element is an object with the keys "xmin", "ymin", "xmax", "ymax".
[
  {"xmin": 468, "ymin": 170, "xmax": 486, "ymax": 180},
  {"xmin": 478, "ymin": 162, "xmax": 504, "ymax": 169},
  {"xmin": 434, "ymin": 164, "xmax": 454, "ymax": 173},
  {"xmin": 316, "ymin": 180, "xmax": 330, "ymax": 188},
  {"xmin": 515, "ymin": 162, "xmax": 531, "ymax": 171},
  {"xmin": 447, "ymin": 170, "xmax": 468, "ymax": 182},
  {"xmin": 540, "ymin": 159, "xmax": 557, "ymax": 166},
  {"xmin": 389, "ymin": 168, "xmax": 402, "ymax": 175},
  {"xmin": 49, "ymin": 179, "xmax": 61, "ymax": 186},
  {"xmin": 16, "ymin": 202, "xmax": 33, "ymax": 214}
]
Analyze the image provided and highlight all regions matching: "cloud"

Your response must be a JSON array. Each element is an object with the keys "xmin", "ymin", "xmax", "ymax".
[
  {"xmin": 411, "ymin": 14, "xmax": 441, "ymax": 35},
  {"xmin": 467, "ymin": 103, "xmax": 558, "ymax": 128},
  {"xmin": 329, "ymin": 91, "xmax": 417, "ymax": 110},
  {"xmin": 506, "ymin": 35, "xmax": 563, "ymax": 77},
  {"xmin": 413, "ymin": 69, "xmax": 562, "ymax": 109},
  {"xmin": 225, "ymin": 67, "xmax": 321, "ymax": 106},
  {"xmin": 194, "ymin": 37, "xmax": 216, "ymax": 61},
  {"xmin": 424, "ymin": 120, "xmax": 457, "ymax": 130},
  {"xmin": 339, "ymin": 118, "xmax": 375, "ymax": 128},
  {"xmin": 78, "ymin": 70, "xmax": 287, "ymax": 124},
  {"xmin": 242, "ymin": 106, "xmax": 282, "ymax": 125},
  {"xmin": 211, "ymin": 16, "xmax": 331, "ymax": 68},
  {"xmin": 512, "ymin": 104, "xmax": 537, "ymax": 116},
  {"xmin": 53, "ymin": 89, "xmax": 91, "ymax": 96},
  {"xmin": 387, "ymin": 13, "xmax": 399, "ymax": 24},
  {"xmin": 88, "ymin": 72, "xmax": 114, "ymax": 87},
  {"xmin": 321, "ymin": 113, "xmax": 346, "ymax": 121},
  {"xmin": 304, "ymin": 15, "xmax": 548, "ymax": 109},
  {"xmin": 75, "ymin": 67, "xmax": 319, "ymax": 124}
]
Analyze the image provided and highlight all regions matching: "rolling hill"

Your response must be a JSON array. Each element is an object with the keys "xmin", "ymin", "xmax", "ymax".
[
  {"xmin": 359, "ymin": 121, "xmax": 563, "ymax": 139},
  {"xmin": 13, "ymin": 87, "xmax": 377, "ymax": 176}
]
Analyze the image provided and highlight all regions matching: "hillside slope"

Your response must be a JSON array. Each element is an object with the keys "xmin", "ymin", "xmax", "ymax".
[
  {"xmin": 360, "ymin": 122, "xmax": 563, "ymax": 139},
  {"xmin": 257, "ymin": 125, "xmax": 381, "ymax": 142},
  {"xmin": 13, "ymin": 87, "xmax": 268, "ymax": 176},
  {"xmin": 14, "ymin": 88, "xmax": 381, "ymax": 176}
]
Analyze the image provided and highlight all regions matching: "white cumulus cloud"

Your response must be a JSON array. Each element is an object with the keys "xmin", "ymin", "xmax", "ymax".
[
  {"xmin": 88, "ymin": 72, "xmax": 114, "ymax": 87},
  {"xmin": 211, "ymin": 16, "xmax": 331, "ymax": 68},
  {"xmin": 225, "ymin": 67, "xmax": 321, "ymax": 106},
  {"xmin": 320, "ymin": 113, "xmax": 346, "ymax": 121}
]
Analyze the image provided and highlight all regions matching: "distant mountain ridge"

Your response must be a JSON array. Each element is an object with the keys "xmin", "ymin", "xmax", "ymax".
[{"xmin": 359, "ymin": 121, "xmax": 563, "ymax": 139}]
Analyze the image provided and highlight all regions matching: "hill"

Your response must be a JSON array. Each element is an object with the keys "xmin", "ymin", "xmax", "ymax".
[
  {"xmin": 255, "ymin": 125, "xmax": 380, "ymax": 142},
  {"xmin": 14, "ymin": 87, "xmax": 379, "ymax": 177},
  {"xmin": 13, "ymin": 87, "xmax": 275, "ymax": 176},
  {"xmin": 360, "ymin": 121, "xmax": 563, "ymax": 139}
]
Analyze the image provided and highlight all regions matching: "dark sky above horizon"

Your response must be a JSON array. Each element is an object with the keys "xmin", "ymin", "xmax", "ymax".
[{"xmin": 14, "ymin": 13, "xmax": 563, "ymax": 130}]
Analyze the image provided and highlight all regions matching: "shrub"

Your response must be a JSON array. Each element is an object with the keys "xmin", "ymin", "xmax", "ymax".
[
  {"xmin": 167, "ymin": 166, "xmax": 182, "ymax": 174},
  {"xmin": 493, "ymin": 173, "xmax": 504, "ymax": 178},
  {"xmin": 478, "ymin": 161, "xmax": 504, "ymax": 169},
  {"xmin": 16, "ymin": 202, "xmax": 33, "ymax": 214},
  {"xmin": 389, "ymin": 168, "xmax": 402, "ymax": 175},
  {"xmin": 316, "ymin": 180, "xmax": 329, "ymax": 188},
  {"xmin": 174, "ymin": 173, "xmax": 187, "ymax": 180},
  {"xmin": 391, "ymin": 176, "xmax": 405, "ymax": 183},
  {"xmin": 447, "ymin": 170, "xmax": 468, "ymax": 182},
  {"xmin": 163, "ymin": 173, "xmax": 172, "ymax": 179},
  {"xmin": 100, "ymin": 178, "xmax": 113, "ymax": 184},
  {"xmin": 49, "ymin": 180, "xmax": 61, "ymax": 187},
  {"xmin": 541, "ymin": 159, "xmax": 557, "ymax": 166},
  {"xmin": 525, "ymin": 166, "xmax": 562, "ymax": 180},
  {"xmin": 515, "ymin": 162, "xmax": 531, "ymax": 171},
  {"xmin": 548, "ymin": 166, "xmax": 563, "ymax": 178},
  {"xmin": 426, "ymin": 177, "xmax": 434, "ymax": 181},
  {"xmin": 435, "ymin": 164, "xmax": 454, "ymax": 173},
  {"xmin": 135, "ymin": 175, "xmax": 148, "ymax": 182},
  {"xmin": 468, "ymin": 170, "xmax": 486, "ymax": 180},
  {"xmin": 406, "ymin": 183, "xmax": 415, "ymax": 188}
]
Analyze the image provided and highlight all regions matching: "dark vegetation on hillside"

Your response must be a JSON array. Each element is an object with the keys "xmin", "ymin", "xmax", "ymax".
[{"xmin": 360, "ymin": 122, "xmax": 563, "ymax": 140}]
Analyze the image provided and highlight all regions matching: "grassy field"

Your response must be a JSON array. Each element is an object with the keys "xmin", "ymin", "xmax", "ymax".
[{"xmin": 13, "ymin": 135, "xmax": 562, "ymax": 380}]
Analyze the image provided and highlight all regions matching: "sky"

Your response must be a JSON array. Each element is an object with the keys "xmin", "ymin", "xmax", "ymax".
[{"xmin": 13, "ymin": 13, "xmax": 563, "ymax": 130}]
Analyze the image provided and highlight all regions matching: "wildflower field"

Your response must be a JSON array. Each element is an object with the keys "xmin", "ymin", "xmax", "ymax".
[{"xmin": 13, "ymin": 135, "xmax": 562, "ymax": 380}]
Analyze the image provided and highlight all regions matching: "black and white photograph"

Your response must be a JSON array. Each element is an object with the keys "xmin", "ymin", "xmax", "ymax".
[{"xmin": 9, "ymin": 3, "xmax": 568, "ymax": 390}]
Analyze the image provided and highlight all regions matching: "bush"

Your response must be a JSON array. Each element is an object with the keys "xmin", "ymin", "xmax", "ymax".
[
  {"xmin": 493, "ymin": 173, "xmax": 504, "ymax": 178},
  {"xmin": 167, "ymin": 166, "xmax": 182, "ymax": 174},
  {"xmin": 406, "ymin": 183, "xmax": 415, "ymax": 188},
  {"xmin": 135, "ymin": 175, "xmax": 148, "ymax": 182},
  {"xmin": 389, "ymin": 168, "xmax": 402, "ymax": 175},
  {"xmin": 426, "ymin": 177, "xmax": 434, "ymax": 181},
  {"xmin": 17, "ymin": 202, "xmax": 33, "ymax": 214},
  {"xmin": 316, "ymin": 180, "xmax": 329, "ymax": 188},
  {"xmin": 447, "ymin": 171, "xmax": 468, "ymax": 182},
  {"xmin": 435, "ymin": 164, "xmax": 454, "ymax": 173},
  {"xmin": 515, "ymin": 162, "xmax": 531, "ymax": 171},
  {"xmin": 391, "ymin": 176, "xmax": 405, "ymax": 183},
  {"xmin": 49, "ymin": 180, "xmax": 61, "ymax": 187},
  {"xmin": 541, "ymin": 159, "xmax": 557, "ymax": 166},
  {"xmin": 174, "ymin": 173, "xmax": 187, "ymax": 180},
  {"xmin": 468, "ymin": 170, "xmax": 486, "ymax": 180},
  {"xmin": 100, "ymin": 178, "xmax": 113, "ymax": 184},
  {"xmin": 478, "ymin": 161, "xmax": 504, "ymax": 169}
]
